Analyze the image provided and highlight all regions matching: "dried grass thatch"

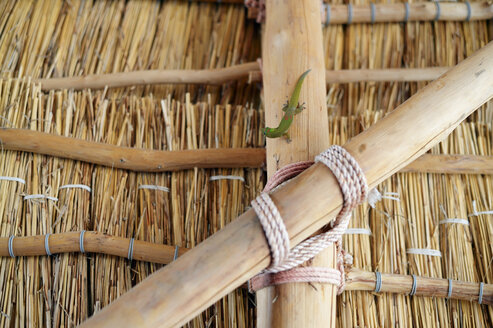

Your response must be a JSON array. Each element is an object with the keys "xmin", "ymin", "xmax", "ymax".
[{"xmin": 0, "ymin": 0, "xmax": 491, "ymax": 327}]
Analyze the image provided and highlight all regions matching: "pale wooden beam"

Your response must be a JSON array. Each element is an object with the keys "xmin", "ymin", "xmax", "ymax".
[
  {"xmin": 79, "ymin": 40, "xmax": 493, "ymax": 328},
  {"xmin": 257, "ymin": 0, "xmax": 335, "ymax": 327},
  {"xmin": 0, "ymin": 129, "xmax": 264, "ymax": 171}
]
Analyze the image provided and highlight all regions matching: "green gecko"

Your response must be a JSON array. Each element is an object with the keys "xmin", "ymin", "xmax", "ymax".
[{"xmin": 262, "ymin": 69, "xmax": 311, "ymax": 142}]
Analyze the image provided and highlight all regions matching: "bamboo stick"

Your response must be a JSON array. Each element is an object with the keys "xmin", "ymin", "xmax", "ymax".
[
  {"xmin": 345, "ymin": 270, "xmax": 493, "ymax": 305},
  {"xmin": 400, "ymin": 171, "xmax": 448, "ymax": 327},
  {"xmin": 248, "ymin": 2, "xmax": 493, "ymax": 24},
  {"xmin": 0, "ymin": 129, "xmax": 265, "ymax": 171},
  {"xmin": 258, "ymin": 0, "xmax": 333, "ymax": 326},
  {"xmin": 36, "ymin": 65, "xmax": 450, "ymax": 90},
  {"xmin": 79, "ymin": 37, "xmax": 493, "ymax": 328},
  {"xmin": 0, "ymin": 232, "xmax": 186, "ymax": 263},
  {"xmin": 35, "ymin": 62, "xmax": 259, "ymax": 90},
  {"xmin": 249, "ymin": 67, "xmax": 449, "ymax": 84}
]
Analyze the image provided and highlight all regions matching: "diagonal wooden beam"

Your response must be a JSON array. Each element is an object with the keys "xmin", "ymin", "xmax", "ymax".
[{"xmin": 79, "ymin": 40, "xmax": 493, "ymax": 328}]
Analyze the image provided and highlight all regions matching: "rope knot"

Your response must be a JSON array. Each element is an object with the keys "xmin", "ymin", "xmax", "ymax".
[
  {"xmin": 250, "ymin": 145, "xmax": 368, "ymax": 291},
  {"xmin": 251, "ymin": 193, "xmax": 290, "ymax": 267},
  {"xmin": 315, "ymin": 145, "xmax": 368, "ymax": 224}
]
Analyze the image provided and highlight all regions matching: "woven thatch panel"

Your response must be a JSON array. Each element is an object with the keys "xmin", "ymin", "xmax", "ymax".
[{"xmin": 0, "ymin": 0, "xmax": 491, "ymax": 327}]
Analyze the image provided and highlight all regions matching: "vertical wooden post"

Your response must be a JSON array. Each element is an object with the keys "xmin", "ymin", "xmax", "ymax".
[{"xmin": 258, "ymin": 0, "xmax": 335, "ymax": 327}]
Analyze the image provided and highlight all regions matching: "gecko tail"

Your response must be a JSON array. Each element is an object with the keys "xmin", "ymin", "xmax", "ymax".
[{"xmin": 288, "ymin": 69, "xmax": 311, "ymax": 108}]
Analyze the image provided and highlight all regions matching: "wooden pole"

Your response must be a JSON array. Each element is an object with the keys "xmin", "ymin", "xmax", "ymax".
[
  {"xmin": 37, "ymin": 65, "xmax": 449, "ymax": 90},
  {"xmin": 80, "ymin": 42, "xmax": 493, "ymax": 328},
  {"xmin": 0, "ymin": 129, "xmax": 265, "ymax": 171},
  {"xmin": 257, "ymin": 0, "xmax": 334, "ymax": 327},
  {"xmin": 320, "ymin": 2, "xmax": 493, "ymax": 23},
  {"xmin": 1, "ymin": 129, "xmax": 492, "ymax": 174},
  {"xmin": 0, "ymin": 231, "xmax": 187, "ymax": 263},
  {"xmin": 248, "ymin": 2, "xmax": 493, "ymax": 24},
  {"xmin": 345, "ymin": 270, "xmax": 493, "ymax": 305},
  {"xmin": 249, "ymin": 67, "xmax": 449, "ymax": 84},
  {"xmin": 2, "ymin": 234, "xmax": 492, "ymax": 305},
  {"xmin": 36, "ymin": 62, "xmax": 259, "ymax": 90}
]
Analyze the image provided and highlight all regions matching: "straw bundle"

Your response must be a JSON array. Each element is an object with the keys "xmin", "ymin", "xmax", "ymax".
[
  {"xmin": 462, "ymin": 123, "xmax": 493, "ymax": 322},
  {"xmin": 328, "ymin": 111, "xmax": 493, "ymax": 326},
  {"xmin": 329, "ymin": 113, "xmax": 413, "ymax": 326},
  {"xmin": 403, "ymin": 10, "xmax": 490, "ymax": 325},
  {"xmin": 0, "ymin": 0, "xmax": 260, "ymax": 103},
  {"xmin": 0, "ymin": 3, "xmax": 261, "ymax": 324},
  {"xmin": 320, "ymin": 0, "xmax": 492, "ymax": 325},
  {"xmin": 0, "ymin": 75, "xmax": 264, "ymax": 327},
  {"xmin": 0, "ymin": 79, "xmax": 35, "ymax": 327},
  {"xmin": 434, "ymin": 123, "xmax": 490, "ymax": 326}
]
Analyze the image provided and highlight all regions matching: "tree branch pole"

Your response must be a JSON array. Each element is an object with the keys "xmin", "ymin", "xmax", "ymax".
[
  {"xmin": 345, "ymin": 270, "xmax": 493, "ymax": 305},
  {"xmin": 36, "ymin": 65, "xmax": 448, "ymax": 90},
  {"xmin": 35, "ymin": 62, "xmax": 259, "ymax": 90},
  {"xmin": 0, "ymin": 129, "xmax": 265, "ymax": 171},
  {"xmin": 249, "ymin": 67, "xmax": 449, "ymax": 84},
  {"xmin": 0, "ymin": 232, "xmax": 187, "ymax": 263},
  {"xmin": 257, "ymin": 0, "xmax": 334, "ymax": 327},
  {"xmin": 80, "ymin": 42, "xmax": 493, "ymax": 328},
  {"xmin": 1, "ymin": 129, "xmax": 492, "ymax": 174},
  {"xmin": 1, "ymin": 234, "xmax": 492, "ymax": 305}
]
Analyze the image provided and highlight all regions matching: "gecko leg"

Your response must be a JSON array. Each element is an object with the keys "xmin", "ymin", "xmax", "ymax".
[
  {"xmin": 294, "ymin": 102, "xmax": 305, "ymax": 115},
  {"xmin": 282, "ymin": 97, "xmax": 289, "ymax": 111},
  {"xmin": 283, "ymin": 132, "xmax": 291, "ymax": 143}
]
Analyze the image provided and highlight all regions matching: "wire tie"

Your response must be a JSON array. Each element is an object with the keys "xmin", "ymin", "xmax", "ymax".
[
  {"xmin": 478, "ymin": 282, "xmax": 484, "ymax": 304},
  {"xmin": 375, "ymin": 271, "xmax": 382, "ymax": 292},
  {"xmin": 0, "ymin": 176, "xmax": 26, "ymax": 184},
  {"xmin": 174, "ymin": 245, "xmax": 179, "ymax": 261},
  {"xmin": 347, "ymin": 3, "xmax": 353, "ymax": 24},
  {"xmin": 325, "ymin": 4, "xmax": 331, "ymax": 27},
  {"xmin": 209, "ymin": 175, "xmax": 245, "ymax": 182},
  {"xmin": 465, "ymin": 1, "xmax": 471, "ymax": 22},
  {"xmin": 434, "ymin": 1, "xmax": 441, "ymax": 21},
  {"xmin": 409, "ymin": 274, "xmax": 417, "ymax": 296},
  {"xmin": 59, "ymin": 184, "xmax": 92, "ymax": 192},
  {"xmin": 128, "ymin": 238, "xmax": 135, "ymax": 261},
  {"xmin": 447, "ymin": 278, "xmax": 453, "ymax": 299},
  {"xmin": 404, "ymin": 3, "xmax": 410, "ymax": 22},
  {"xmin": 138, "ymin": 185, "xmax": 170, "ymax": 192},
  {"xmin": 45, "ymin": 233, "xmax": 52, "ymax": 256},
  {"xmin": 8, "ymin": 236, "xmax": 15, "ymax": 258},
  {"xmin": 370, "ymin": 3, "xmax": 376, "ymax": 24},
  {"xmin": 80, "ymin": 230, "xmax": 86, "ymax": 253}
]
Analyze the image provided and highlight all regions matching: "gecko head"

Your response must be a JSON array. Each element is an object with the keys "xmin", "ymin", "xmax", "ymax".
[{"xmin": 262, "ymin": 128, "xmax": 270, "ymax": 136}]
